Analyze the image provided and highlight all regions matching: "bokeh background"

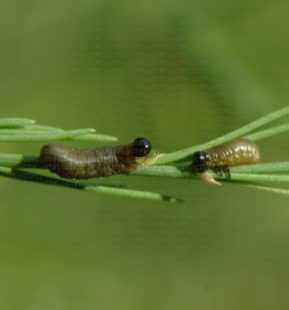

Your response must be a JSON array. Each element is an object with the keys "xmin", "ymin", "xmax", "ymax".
[{"xmin": 1, "ymin": 1, "xmax": 289, "ymax": 309}]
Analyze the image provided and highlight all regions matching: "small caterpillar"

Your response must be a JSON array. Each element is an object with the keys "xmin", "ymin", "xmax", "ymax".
[
  {"xmin": 40, "ymin": 137, "xmax": 151, "ymax": 180},
  {"xmin": 191, "ymin": 138, "xmax": 260, "ymax": 178}
]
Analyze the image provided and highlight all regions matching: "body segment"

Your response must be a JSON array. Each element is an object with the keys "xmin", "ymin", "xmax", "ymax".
[{"xmin": 40, "ymin": 137, "xmax": 151, "ymax": 180}]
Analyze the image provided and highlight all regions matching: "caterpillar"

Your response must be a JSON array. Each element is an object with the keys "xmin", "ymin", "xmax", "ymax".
[
  {"xmin": 191, "ymin": 138, "xmax": 260, "ymax": 178},
  {"xmin": 40, "ymin": 137, "xmax": 151, "ymax": 180}
]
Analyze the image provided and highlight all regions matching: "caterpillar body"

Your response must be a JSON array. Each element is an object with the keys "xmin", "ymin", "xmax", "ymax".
[
  {"xmin": 191, "ymin": 138, "xmax": 260, "ymax": 178},
  {"xmin": 40, "ymin": 137, "xmax": 151, "ymax": 180}
]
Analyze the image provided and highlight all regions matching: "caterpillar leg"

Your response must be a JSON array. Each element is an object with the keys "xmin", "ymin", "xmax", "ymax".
[
  {"xmin": 223, "ymin": 166, "xmax": 231, "ymax": 178},
  {"xmin": 216, "ymin": 167, "xmax": 223, "ymax": 177},
  {"xmin": 215, "ymin": 166, "xmax": 231, "ymax": 178}
]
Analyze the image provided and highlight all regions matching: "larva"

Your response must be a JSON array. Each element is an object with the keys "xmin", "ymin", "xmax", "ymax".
[
  {"xmin": 191, "ymin": 138, "xmax": 260, "ymax": 178},
  {"xmin": 40, "ymin": 137, "xmax": 151, "ymax": 180}
]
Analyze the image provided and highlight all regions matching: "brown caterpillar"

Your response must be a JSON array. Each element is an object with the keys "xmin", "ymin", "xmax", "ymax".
[
  {"xmin": 40, "ymin": 137, "xmax": 151, "ymax": 180},
  {"xmin": 191, "ymin": 138, "xmax": 260, "ymax": 178}
]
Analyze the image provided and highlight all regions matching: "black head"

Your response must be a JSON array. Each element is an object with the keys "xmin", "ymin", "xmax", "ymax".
[
  {"xmin": 192, "ymin": 151, "xmax": 210, "ymax": 173},
  {"xmin": 131, "ymin": 137, "xmax": 152, "ymax": 157}
]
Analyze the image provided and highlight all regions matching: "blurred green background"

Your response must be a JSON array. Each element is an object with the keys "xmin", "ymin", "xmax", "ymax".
[{"xmin": 1, "ymin": 1, "xmax": 289, "ymax": 309}]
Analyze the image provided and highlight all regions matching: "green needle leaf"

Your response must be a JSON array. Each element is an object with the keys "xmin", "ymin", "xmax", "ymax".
[
  {"xmin": 0, "ymin": 118, "xmax": 36, "ymax": 127},
  {"xmin": 244, "ymin": 124, "xmax": 289, "ymax": 141},
  {"xmin": 0, "ymin": 128, "xmax": 96, "ymax": 142},
  {"xmin": 0, "ymin": 167, "xmax": 183, "ymax": 202},
  {"xmin": 84, "ymin": 186, "xmax": 184, "ymax": 202},
  {"xmin": 68, "ymin": 133, "xmax": 118, "ymax": 142}
]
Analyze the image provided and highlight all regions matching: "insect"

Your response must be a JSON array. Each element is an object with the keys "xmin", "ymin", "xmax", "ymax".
[
  {"xmin": 40, "ymin": 137, "xmax": 151, "ymax": 180},
  {"xmin": 191, "ymin": 138, "xmax": 260, "ymax": 178}
]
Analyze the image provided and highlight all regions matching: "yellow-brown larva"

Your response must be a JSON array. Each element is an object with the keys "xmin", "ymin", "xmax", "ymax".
[
  {"xmin": 40, "ymin": 137, "xmax": 151, "ymax": 180},
  {"xmin": 191, "ymin": 138, "xmax": 260, "ymax": 178}
]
